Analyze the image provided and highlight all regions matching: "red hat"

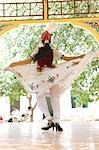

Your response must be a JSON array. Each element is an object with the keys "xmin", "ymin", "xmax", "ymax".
[{"xmin": 41, "ymin": 31, "xmax": 51, "ymax": 42}]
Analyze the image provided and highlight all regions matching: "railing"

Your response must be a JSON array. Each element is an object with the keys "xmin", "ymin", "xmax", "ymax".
[
  {"xmin": 48, "ymin": 0, "xmax": 99, "ymax": 19},
  {"xmin": 0, "ymin": 1, "xmax": 44, "ymax": 20},
  {"xmin": 0, "ymin": 0, "xmax": 98, "ymax": 21}
]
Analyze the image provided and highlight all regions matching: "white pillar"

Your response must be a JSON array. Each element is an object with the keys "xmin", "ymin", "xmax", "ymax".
[
  {"xmin": 20, "ymin": 96, "xmax": 29, "ymax": 114},
  {"xmin": 60, "ymin": 88, "xmax": 72, "ymax": 121},
  {"xmin": 31, "ymin": 93, "xmax": 43, "ymax": 122},
  {"xmin": 0, "ymin": 96, "xmax": 10, "ymax": 121}
]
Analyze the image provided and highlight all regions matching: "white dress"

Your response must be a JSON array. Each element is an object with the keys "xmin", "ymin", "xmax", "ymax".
[{"xmin": 5, "ymin": 51, "xmax": 98, "ymax": 97}]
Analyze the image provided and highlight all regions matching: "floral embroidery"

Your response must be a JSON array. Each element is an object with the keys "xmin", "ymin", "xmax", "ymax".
[
  {"xmin": 30, "ymin": 73, "xmax": 59, "ymax": 91},
  {"xmin": 47, "ymin": 76, "xmax": 55, "ymax": 83}
]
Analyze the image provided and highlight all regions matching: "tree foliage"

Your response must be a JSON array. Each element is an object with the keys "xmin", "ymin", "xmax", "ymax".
[{"xmin": 72, "ymin": 58, "xmax": 99, "ymax": 106}]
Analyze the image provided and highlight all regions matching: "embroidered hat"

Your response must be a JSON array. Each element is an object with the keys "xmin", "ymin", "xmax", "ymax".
[
  {"xmin": 45, "ymin": 22, "xmax": 58, "ymax": 33},
  {"xmin": 41, "ymin": 22, "xmax": 57, "ymax": 43},
  {"xmin": 41, "ymin": 31, "xmax": 52, "ymax": 42}
]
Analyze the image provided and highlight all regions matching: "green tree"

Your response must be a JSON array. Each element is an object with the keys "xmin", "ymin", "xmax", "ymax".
[
  {"xmin": 0, "ymin": 71, "xmax": 26, "ymax": 104},
  {"xmin": 72, "ymin": 58, "xmax": 99, "ymax": 107}
]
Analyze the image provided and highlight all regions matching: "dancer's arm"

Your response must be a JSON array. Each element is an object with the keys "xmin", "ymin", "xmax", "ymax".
[
  {"xmin": 9, "ymin": 57, "xmax": 33, "ymax": 67},
  {"xmin": 62, "ymin": 54, "xmax": 85, "ymax": 61},
  {"xmin": 9, "ymin": 47, "xmax": 39, "ymax": 67},
  {"xmin": 53, "ymin": 49, "xmax": 85, "ymax": 61}
]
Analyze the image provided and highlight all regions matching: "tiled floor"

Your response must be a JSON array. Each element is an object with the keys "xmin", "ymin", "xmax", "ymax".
[{"xmin": 0, "ymin": 121, "xmax": 99, "ymax": 150}]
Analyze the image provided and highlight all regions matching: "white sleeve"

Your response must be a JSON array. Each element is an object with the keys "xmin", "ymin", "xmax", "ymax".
[
  {"xmin": 31, "ymin": 47, "xmax": 39, "ymax": 58},
  {"xmin": 53, "ymin": 49, "xmax": 63, "ymax": 59}
]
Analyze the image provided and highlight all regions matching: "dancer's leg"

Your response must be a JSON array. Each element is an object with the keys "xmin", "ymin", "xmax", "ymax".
[
  {"xmin": 49, "ymin": 85, "xmax": 60, "ymax": 123},
  {"xmin": 49, "ymin": 85, "xmax": 63, "ymax": 131},
  {"xmin": 36, "ymin": 93, "xmax": 54, "ymax": 130},
  {"xmin": 36, "ymin": 93, "xmax": 52, "ymax": 121}
]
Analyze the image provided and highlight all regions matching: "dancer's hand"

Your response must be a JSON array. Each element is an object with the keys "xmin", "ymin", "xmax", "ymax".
[
  {"xmin": 9, "ymin": 62, "xmax": 17, "ymax": 67},
  {"xmin": 3, "ymin": 67, "xmax": 9, "ymax": 71},
  {"xmin": 3, "ymin": 66, "xmax": 13, "ymax": 71}
]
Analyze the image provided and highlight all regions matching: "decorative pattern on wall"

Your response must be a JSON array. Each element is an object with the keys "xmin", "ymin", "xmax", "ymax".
[
  {"xmin": 0, "ymin": 0, "xmax": 98, "ymax": 20},
  {"xmin": 0, "ymin": 0, "xmax": 98, "ymax": 41},
  {"xmin": 48, "ymin": 0, "xmax": 99, "ymax": 19},
  {"xmin": 0, "ymin": 1, "xmax": 43, "ymax": 20}
]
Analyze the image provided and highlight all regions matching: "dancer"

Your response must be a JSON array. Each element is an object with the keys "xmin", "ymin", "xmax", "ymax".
[
  {"xmin": 30, "ymin": 30, "xmax": 85, "ymax": 131},
  {"xmin": 4, "ymin": 23, "xmax": 98, "ymax": 131}
]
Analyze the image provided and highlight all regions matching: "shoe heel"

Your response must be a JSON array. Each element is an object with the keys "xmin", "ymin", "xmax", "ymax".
[
  {"xmin": 55, "ymin": 123, "xmax": 63, "ymax": 132},
  {"xmin": 52, "ymin": 123, "xmax": 54, "ymax": 130},
  {"xmin": 55, "ymin": 123, "xmax": 58, "ymax": 132}
]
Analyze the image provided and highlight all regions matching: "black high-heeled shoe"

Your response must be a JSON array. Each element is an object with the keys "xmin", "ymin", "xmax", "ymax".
[
  {"xmin": 41, "ymin": 122, "xmax": 54, "ymax": 130},
  {"xmin": 55, "ymin": 123, "xmax": 63, "ymax": 132}
]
